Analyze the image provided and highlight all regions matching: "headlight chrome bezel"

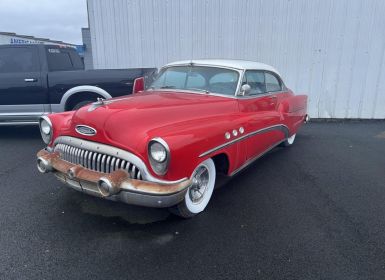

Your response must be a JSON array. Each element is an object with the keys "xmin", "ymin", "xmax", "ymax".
[
  {"xmin": 39, "ymin": 116, "xmax": 53, "ymax": 145},
  {"xmin": 148, "ymin": 137, "xmax": 170, "ymax": 175}
]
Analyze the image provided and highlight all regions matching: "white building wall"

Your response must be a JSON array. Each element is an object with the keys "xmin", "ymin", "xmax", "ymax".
[
  {"xmin": 81, "ymin": 28, "xmax": 94, "ymax": 69},
  {"xmin": 0, "ymin": 33, "xmax": 75, "ymax": 48},
  {"xmin": 87, "ymin": 0, "xmax": 385, "ymax": 119}
]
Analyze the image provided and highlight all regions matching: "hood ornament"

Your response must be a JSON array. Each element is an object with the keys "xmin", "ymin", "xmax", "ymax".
[
  {"xmin": 88, "ymin": 97, "xmax": 105, "ymax": 112},
  {"xmin": 75, "ymin": 125, "xmax": 97, "ymax": 136}
]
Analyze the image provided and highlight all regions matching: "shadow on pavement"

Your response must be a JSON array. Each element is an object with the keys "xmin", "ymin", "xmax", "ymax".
[{"xmin": 78, "ymin": 194, "xmax": 173, "ymax": 225}]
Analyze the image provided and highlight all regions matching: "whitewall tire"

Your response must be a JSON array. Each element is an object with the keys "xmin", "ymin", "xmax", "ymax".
[
  {"xmin": 282, "ymin": 133, "xmax": 296, "ymax": 147},
  {"xmin": 170, "ymin": 158, "xmax": 216, "ymax": 218}
]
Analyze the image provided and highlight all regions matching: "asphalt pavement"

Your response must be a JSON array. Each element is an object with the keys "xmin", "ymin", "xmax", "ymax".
[{"xmin": 0, "ymin": 121, "xmax": 384, "ymax": 280}]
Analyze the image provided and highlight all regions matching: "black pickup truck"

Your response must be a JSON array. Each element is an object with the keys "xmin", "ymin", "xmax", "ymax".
[{"xmin": 0, "ymin": 44, "xmax": 156, "ymax": 125}]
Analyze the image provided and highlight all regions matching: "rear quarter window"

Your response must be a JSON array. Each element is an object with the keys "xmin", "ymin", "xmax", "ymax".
[
  {"xmin": 265, "ymin": 72, "xmax": 282, "ymax": 92},
  {"xmin": 46, "ymin": 47, "xmax": 83, "ymax": 71}
]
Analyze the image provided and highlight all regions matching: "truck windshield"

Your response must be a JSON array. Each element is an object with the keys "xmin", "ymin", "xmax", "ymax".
[{"xmin": 150, "ymin": 66, "xmax": 239, "ymax": 96}]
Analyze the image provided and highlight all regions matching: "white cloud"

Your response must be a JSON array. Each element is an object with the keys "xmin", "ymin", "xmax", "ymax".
[{"xmin": 0, "ymin": 0, "xmax": 88, "ymax": 44}]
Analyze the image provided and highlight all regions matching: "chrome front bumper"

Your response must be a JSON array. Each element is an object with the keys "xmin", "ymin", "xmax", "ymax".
[{"xmin": 37, "ymin": 149, "xmax": 191, "ymax": 208}]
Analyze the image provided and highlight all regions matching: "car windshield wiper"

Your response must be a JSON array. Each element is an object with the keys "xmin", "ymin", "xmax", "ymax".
[{"xmin": 160, "ymin": 85, "xmax": 176, "ymax": 89}]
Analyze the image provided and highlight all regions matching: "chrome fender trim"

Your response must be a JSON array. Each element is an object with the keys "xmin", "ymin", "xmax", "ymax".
[
  {"xmin": 199, "ymin": 124, "xmax": 289, "ymax": 158},
  {"xmin": 57, "ymin": 85, "xmax": 113, "ymax": 112}
]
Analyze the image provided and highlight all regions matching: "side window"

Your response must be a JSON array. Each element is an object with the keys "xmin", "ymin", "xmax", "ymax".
[
  {"xmin": 0, "ymin": 47, "xmax": 39, "ymax": 73},
  {"xmin": 69, "ymin": 50, "xmax": 84, "ymax": 70},
  {"xmin": 265, "ymin": 72, "xmax": 281, "ymax": 92},
  {"xmin": 46, "ymin": 48, "xmax": 74, "ymax": 71},
  {"xmin": 243, "ymin": 70, "xmax": 266, "ymax": 94}
]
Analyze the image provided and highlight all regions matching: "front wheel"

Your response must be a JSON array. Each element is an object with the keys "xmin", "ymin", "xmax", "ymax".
[{"xmin": 170, "ymin": 158, "xmax": 216, "ymax": 218}]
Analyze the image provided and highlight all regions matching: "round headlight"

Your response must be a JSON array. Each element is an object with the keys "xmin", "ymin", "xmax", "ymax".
[
  {"xmin": 39, "ymin": 117, "xmax": 52, "ymax": 144},
  {"xmin": 150, "ymin": 142, "xmax": 167, "ymax": 162},
  {"xmin": 41, "ymin": 119, "xmax": 51, "ymax": 135},
  {"xmin": 148, "ymin": 138, "xmax": 170, "ymax": 175}
]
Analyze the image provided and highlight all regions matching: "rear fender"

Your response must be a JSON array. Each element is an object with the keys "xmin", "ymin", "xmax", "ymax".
[{"xmin": 278, "ymin": 94, "xmax": 308, "ymax": 131}]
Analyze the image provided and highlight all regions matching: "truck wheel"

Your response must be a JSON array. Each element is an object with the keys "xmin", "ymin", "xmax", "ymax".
[
  {"xmin": 281, "ymin": 133, "xmax": 296, "ymax": 147},
  {"xmin": 170, "ymin": 158, "xmax": 216, "ymax": 218},
  {"xmin": 72, "ymin": 100, "xmax": 94, "ymax": 110}
]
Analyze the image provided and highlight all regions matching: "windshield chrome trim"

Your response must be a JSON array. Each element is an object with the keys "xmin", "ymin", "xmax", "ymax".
[{"xmin": 146, "ymin": 88, "xmax": 239, "ymax": 99}]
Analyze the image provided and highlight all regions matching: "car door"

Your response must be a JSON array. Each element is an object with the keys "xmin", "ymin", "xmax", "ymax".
[
  {"xmin": 0, "ymin": 45, "xmax": 46, "ymax": 123},
  {"xmin": 237, "ymin": 70, "xmax": 285, "ymax": 161}
]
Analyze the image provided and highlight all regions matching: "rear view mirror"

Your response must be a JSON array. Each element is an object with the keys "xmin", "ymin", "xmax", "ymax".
[{"xmin": 132, "ymin": 77, "xmax": 145, "ymax": 94}]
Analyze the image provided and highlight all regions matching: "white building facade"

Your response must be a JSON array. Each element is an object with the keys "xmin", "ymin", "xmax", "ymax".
[
  {"xmin": 0, "ymin": 32, "xmax": 76, "ymax": 48},
  {"xmin": 87, "ymin": 0, "xmax": 385, "ymax": 119}
]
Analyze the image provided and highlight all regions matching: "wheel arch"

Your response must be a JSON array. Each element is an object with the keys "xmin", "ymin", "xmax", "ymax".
[
  {"xmin": 211, "ymin": 153, "xmax": 230, "ymax": 175},
  {"xmin": 59, "ymin": 85, "xmax": 112, "ymax": 111}
]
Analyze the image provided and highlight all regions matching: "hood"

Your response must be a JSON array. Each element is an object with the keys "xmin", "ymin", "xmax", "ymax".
[{"xmin": 68, "ymin": 90, "xmax": 238, "ymax": 152}]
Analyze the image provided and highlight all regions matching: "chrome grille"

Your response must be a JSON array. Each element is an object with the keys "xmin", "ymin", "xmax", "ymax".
[{"xmin": 54, "ymin": 143, "xmax": 142, "ymax": 180}]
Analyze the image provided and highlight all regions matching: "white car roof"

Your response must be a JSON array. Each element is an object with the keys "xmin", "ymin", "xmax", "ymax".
[{"xmin": 165, "ymin": 59, "xmax": 281, "ymax": 77}]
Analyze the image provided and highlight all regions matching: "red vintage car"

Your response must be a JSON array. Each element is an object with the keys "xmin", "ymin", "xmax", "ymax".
[{"xmin": 36, "ymin": 59, "xmax": 308, "ymax": 218}]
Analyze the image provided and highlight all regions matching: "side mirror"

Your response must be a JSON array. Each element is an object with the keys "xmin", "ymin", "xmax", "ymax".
[
  {"xmin": 238, "ymin": 84, "xmax": 251, "ymax": 96},
  {"xmin": 132, "ymin": 77, "xmax": 145, "ymax": 94}
]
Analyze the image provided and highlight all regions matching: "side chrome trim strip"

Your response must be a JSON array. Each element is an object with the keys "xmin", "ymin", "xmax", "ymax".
[
  {"xmin": 199, "ymin": 124, "xmax": 289, "ymax": 158},
  {"xmin": 53, "ymin": 136, "xmax": 187, "ymax": 185},
  {"xmin": 0, "ymin": 121, "xmax": 39, "ymax": 126},
  {"xmin": 230, "ymin": 139, "xmax": 284, "ymax": 176}
]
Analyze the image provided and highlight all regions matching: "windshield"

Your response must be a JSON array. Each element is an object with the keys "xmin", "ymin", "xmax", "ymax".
[{"xmin": 150, "ymin": 66, "xmax": 240, "ymax": 96}]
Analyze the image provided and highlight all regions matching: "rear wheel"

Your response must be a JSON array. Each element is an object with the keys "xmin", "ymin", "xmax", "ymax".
[{"xmin": 170, "ymin": 158, "xmax": 216, "ymax": 218}]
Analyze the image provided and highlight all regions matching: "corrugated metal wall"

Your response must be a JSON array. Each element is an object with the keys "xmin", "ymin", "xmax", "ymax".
[
  {"xmin": 81, "ymin": 28, "xmax": 94, "ymax": 69},
  {"xmin": 87, "ymin": 0, "xmax": 385, "ymax": 118}
]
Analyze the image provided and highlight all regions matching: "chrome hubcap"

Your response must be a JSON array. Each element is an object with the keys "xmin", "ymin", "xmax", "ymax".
[{"xmin": 189, "ymin": 166, "xmax": 209, "ymax": 204}]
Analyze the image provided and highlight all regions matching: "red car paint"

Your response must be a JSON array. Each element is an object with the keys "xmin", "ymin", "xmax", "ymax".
[{"xmin": 47, "ymin": 87, "xmax": 307, "ymax": 181}]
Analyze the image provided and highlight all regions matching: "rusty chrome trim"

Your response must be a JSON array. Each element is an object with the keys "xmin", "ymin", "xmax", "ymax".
[
  {"xmin": 199, "ymin": 124, "xmax": 289, "ymax": 158},
  {"xmin": 53, "ymin": 136, "xmax": 187, "ymax": 185},
  {"xmin": 36, "ymin": 149, "xmax": 191, "ymax": 208}
]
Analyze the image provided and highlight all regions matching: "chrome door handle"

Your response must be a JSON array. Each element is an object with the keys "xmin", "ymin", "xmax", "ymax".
[{"xmin": 24, "ymin": 78, "xmax": 37, "ymax": 82}]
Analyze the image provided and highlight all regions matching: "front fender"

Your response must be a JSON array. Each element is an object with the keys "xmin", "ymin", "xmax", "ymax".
[{"xmin": 141, "ymin": 115, "xmax": 243, "ymax": 180}]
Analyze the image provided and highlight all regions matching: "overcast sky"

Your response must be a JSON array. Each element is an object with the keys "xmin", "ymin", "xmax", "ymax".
[{"xmin": 0, "ymin": 0, "xmax": 88, "ymax": 44}]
